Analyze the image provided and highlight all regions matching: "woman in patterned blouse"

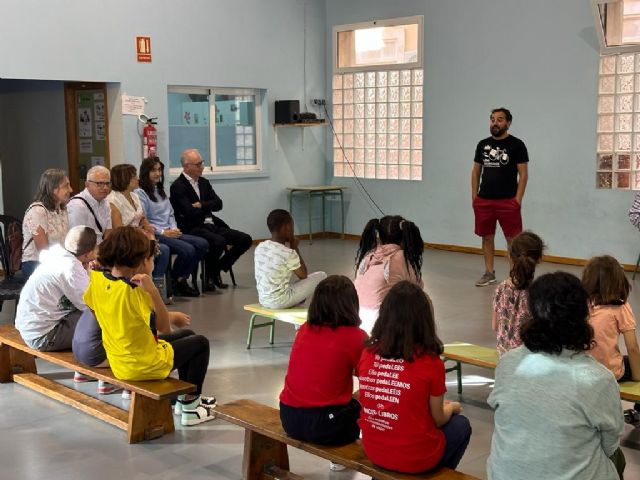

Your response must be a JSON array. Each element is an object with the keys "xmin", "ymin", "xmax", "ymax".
[{"xmin": 21, "ymin": 169, "xmax": 72, "ymax": 278}]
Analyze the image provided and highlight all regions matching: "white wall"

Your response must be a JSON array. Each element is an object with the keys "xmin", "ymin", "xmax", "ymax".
[
  {"xmin": 0, "ymin": 0, "xmax": 327, "ymax": 237},
  {"xmin": 325, "ymin": 0, "xmax": 640, "ymax": 264}
]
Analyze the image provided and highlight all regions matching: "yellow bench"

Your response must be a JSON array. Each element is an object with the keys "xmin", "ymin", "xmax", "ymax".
[
  {"xmin": 443, "ymin": 342, "xmax": 640, "ymax": 402},
  {"xmin": 216, "ymin": 398, "xmax": 481, "ymax": 480},
  {"xmin": 244, "ymin": 304, "xmax": 307, "ymax": 349}
]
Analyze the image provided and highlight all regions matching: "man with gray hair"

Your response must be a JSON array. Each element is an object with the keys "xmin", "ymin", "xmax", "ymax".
[
  {"xmin": 67, "ymin": 166, "xmax": 112, "ymax": 243},
  {"xmin": 15, "ymin": 226, "xmax": 97, "ymax": 351},
  {"xmin": 170, "ymin": 148, "xmax": 252, "ymax": 291}
]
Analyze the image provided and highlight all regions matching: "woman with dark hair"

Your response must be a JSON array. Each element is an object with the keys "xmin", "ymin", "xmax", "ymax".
[
  {"xmin": 21, "ymin": 169, "xmax": 73, "ymax": 277},
  {"xmin": 354, "ymin": 215, "xmax": 424, "ymax": 333},
  {"xmin": 108, "ymin": 164, "xmax": 172, "ymax": 297},
  {"xmin": 492, "ymin": 230, "xmax": 544, "ymax": 355},
  {"xmin": 279, "ymin": 275, "xmax": 367, "ymax": 471},
  {"xmin": 488, "ymin": 272, "xmax": 625, "ymax": 480},
  {"xmin": 358, "ymin": 281, "xmax": 471, "ymax": 473},
  {"xmin": 136, "ymin": 157, "xmax": 206, "ymax": 297}
]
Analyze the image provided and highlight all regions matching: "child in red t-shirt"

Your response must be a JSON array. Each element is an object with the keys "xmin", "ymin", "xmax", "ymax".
[
  {"xmin": 358, "ymin": 281, "xmax": 471, "ymax": 473},
  {"xmin": 280, "ymin": 275, "xmax": 368, "ymax": 448}
]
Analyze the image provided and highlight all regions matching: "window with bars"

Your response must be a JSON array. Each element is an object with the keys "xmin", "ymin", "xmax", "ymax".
[
  {"xmin": 596, "ymin": 53, "xmax": 640, "ymax": 189},
  {"xmin": 332, "ymin": 17, "xmax": 424, "ymax": 181}
]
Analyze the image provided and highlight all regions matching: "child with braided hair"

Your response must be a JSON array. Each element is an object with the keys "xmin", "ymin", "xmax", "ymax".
[
  {"xmin": 354, "ymin": 215, "xmax": 424, "ymax": 333},
  {"xmin": 492, "ymin": 230, "xmax": 544, "ymax": 355}
]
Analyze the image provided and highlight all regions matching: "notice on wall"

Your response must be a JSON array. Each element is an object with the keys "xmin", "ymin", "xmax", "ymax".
[
  {"xmin": 79, "ymin": 139, "xmax": 93, "ymax": 154},
  {"xmin": 95, "ymin": 122, "xmax": 106, "ymax": 140},
  {"xmin": 122, "ymin": 95, "xmax": 145, "ymax": 115},
  {"xmin": 91, "ymin": 156, "xmax": 105, "ymax": 166},
  {"xmin": 93, "ymin": 92, "xmax": 104, "ymax": 101},
  {"xmin": 94, "ymin": 102, "xmax": 105, "ymax": 121},
  {"xmin": 78, "ymin": 107, "xmax": 92, "ymax": 137}
]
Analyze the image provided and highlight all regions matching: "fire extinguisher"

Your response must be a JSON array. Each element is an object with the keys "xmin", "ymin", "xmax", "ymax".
[{"xmin": 142, "ymin": 117, "xmax": 158, "ymax": 159}]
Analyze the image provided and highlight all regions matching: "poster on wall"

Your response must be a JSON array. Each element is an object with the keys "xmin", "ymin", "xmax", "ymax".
[
  {"xmin": 95, "ymin": 122, "xmax": 106, "ymax": 140},
  {"xmin": 79, "ymin": 139, "xmax": 93, "ymax": 153},
  {"xmin": 122, "ymin": 95, "xmax": 145, "ymax": 115},
  {"xmin": 91, "ymin": 156, "xmax": 105, "ymax": 166},
  {"xmin": 78, "ymin": 107, "xmax": 92, "ymax": 137},
  {"xmin": 94, "ymin": 102, "xmax": 105, "ymax": 121}
]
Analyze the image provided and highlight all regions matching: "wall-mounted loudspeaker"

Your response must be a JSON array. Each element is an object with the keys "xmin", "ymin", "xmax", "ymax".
[{"xmin": 275, "ymin": 100, "xmax": 300, "ymax": 124}]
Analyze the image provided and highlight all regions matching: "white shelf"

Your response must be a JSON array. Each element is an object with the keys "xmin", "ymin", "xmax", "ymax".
[{"xmin": 273, "ymin": 122, "xmax": 326, "ymax": 151}]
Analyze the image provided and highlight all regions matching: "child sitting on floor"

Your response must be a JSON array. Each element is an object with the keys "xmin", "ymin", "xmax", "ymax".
[
  {"xmin": 279, "ymin": 275, "xmax": 368, "ymax": 472},
  {"xmin": 254, "ymin": 209, "xmax": 326, "ymax": 309},
  {"xmin": 582, "ymin": 255, "xmax": 640, "ymax": 427},
  {"xmin": 354, "ymin": 215, "xmax": 424, "ymax": 333},
  {"xmin": 492, "ymin": 230, "xmax": 544, "ymax": 355},
  {"xmin": 83, "ymin": 226, "xmax": 216, "ymax": 425},
  {"xmin": 358, "ymin": 281, "xmax": 471, "ymax": 473}
]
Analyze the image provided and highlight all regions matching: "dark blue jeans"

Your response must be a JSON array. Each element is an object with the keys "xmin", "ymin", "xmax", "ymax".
[
  {"xmin": 20, "ymin": 260, "xmax": 39, "ymax": 279},
  {"xmin": 438, "ymin": 414, "xmax": 472, "ymax": 470},
  {"xmin": 158, "ymin": 234, "xmax": 208, "ymax": 279},
  {"xmin": 152, "ymin": 242, "xmax": 170, "ymax": 279}
]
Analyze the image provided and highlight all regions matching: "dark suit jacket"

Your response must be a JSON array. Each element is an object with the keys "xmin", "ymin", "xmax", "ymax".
[{"xmin": 169, "ymin": 173, "xmax": 229, "ymax": 233}]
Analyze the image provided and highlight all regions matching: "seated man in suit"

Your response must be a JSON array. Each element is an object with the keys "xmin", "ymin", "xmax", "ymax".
[{"xmin": 170, "ymin": 148, "xmax": 252, "ymax": 291}]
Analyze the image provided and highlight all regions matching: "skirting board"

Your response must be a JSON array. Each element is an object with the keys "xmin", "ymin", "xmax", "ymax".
[{"xmin": 251, "ymin": 232, "xmax": 639, "ymax": 273}]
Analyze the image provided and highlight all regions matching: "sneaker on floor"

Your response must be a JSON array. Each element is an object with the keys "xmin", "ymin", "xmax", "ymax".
[
  {"xmin": 475, "ymin": 271, "xmax": 496, "ymax": 287},
  {"xmin": 181, "ymin": 397, "xmax": 217, "ymax": 426},
  {"xmin": 122, "ymin": 389, "xmax": 131, "ymax": 400},
  {"xmin": 97, "ymin": 380, "xmax": 122, "ymax": 395},
  {"xmin": 174, "ymin": 395, "xmax": 216, "ymax": 415},
  {"xmin": 73, "ymin": 372, "xmax": 96, "ymax": 383},
  {"xmin": 329, "ymin": 462, "xmax": 346, "ymax": 471},
  {"xmin": 624, "ymin": 408, "xmax": 640, "ymax": 427}
]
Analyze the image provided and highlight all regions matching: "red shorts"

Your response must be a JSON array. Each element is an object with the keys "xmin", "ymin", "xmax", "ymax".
[{"xmin": 473, "ymin": 197, "xmax": 522, "ymax": 238}]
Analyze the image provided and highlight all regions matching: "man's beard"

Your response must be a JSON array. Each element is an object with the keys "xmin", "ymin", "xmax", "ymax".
[{"xmin": 491, "ymin": 126, "xmax": 507, "ymax": 137}]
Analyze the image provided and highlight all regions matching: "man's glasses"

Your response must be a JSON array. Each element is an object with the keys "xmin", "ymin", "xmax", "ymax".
[
  {"xmin": 186, "ymin": 162, "xmax": 204, "ymax": 167},
  {"xmin": 87, "ymin": 180, "xmax": 111, "ymax": 188}
]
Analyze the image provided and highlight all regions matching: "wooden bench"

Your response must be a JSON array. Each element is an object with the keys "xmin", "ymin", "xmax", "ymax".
[
  {"xmin": 244, "ymin": 304, "xmax": 307, "ymax": 349},
  {"xmin": 442, "ymin": 342, "xmax": 640, "ymax": 402},
  {"xmin": 216, "ymin": 398, "xmax": 481, "ymax": 480},
  {"xmin": 0, "ymin": 324, "xmax": 195, "ymax": 443}
]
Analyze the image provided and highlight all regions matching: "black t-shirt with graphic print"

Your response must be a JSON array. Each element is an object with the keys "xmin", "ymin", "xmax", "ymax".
[{"xmin": 474, "ymin": 134, "xmax": 529, "ymax": 199}]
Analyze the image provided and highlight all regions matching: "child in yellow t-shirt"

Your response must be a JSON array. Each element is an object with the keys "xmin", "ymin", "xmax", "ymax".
[{"xmin": 84, "ymin": 226, "xmax": 216, "ymax": 426}]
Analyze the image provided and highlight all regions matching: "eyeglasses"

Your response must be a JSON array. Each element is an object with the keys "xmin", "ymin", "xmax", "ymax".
[
  {"xmin": 87, "ymin": 180, "xmax": 111, "ymax": 188},
  {"xmin": 186, "ymin": 161, "xmax": 204, "ymax": 167}
]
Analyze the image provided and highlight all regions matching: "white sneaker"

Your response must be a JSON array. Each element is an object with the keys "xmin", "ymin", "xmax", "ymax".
[
  {"xmin": 181, "ymin": 397, "xmax": 217, "ymax": 426},
  {"xmin": 174, "ymin": 395, "xmax": 216, "ymax": 415},
  {"xmin": 329, "ymin": 462, "xmax": 346, "ymax": 471}
]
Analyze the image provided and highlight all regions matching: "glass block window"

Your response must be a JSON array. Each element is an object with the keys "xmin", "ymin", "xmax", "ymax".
[
  {"xmin": 332, "ymin": 69, "xmax": 424, "ymax": 181},
  {"xmin": 596, "ymin": 53, "xmax": 640, "ymax": 189}
]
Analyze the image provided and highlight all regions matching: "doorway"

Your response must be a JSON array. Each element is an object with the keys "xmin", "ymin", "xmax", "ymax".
[{"xmin": 63, "ymin": 82, "xmax": 111, "ymax": 192}]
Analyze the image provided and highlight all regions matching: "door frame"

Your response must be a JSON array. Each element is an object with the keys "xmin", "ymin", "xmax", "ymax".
[{"xmin": 63, "ymin": 82, "xmax": 111, "ymax": 192}]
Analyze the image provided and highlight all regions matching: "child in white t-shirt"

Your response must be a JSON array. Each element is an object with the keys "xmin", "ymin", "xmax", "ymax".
[{"xmin": 254, "ymin": 209, "xmax": 326, "ymax": 309}]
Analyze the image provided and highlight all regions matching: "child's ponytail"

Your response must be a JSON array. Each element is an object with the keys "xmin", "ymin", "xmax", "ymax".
[
  {"xmin": 355, "ymin": 218, "xmax": 380, "ymax": 272},
  {"xmin": 509, "ymin": 231, "xmax": 545, "ymax": 290},
  {"xmin": 400, "ymin": 220, "xmax": 424, "ymax": 279}
]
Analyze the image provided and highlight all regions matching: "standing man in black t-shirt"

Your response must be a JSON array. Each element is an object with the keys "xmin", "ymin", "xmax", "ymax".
[{"xmin": 471, "ymin": 107, "xmax": 529, "ymax": 286}]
